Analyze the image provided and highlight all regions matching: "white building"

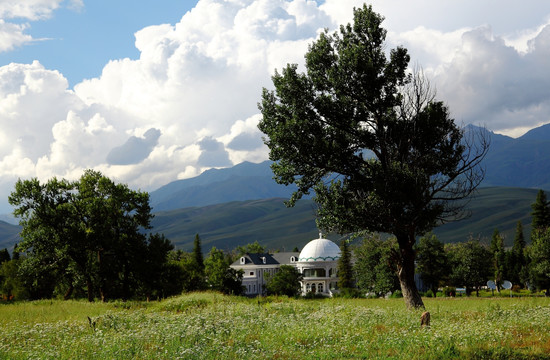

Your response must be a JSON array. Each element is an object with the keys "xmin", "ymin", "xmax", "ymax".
[{"xmin": 230, "ymin": 234, "xmax": 341, "ymax": 296}]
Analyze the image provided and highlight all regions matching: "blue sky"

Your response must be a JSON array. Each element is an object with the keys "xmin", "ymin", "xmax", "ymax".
[
  {"xmin": 0, "ymin": 0, "xmax": 550, "ymax": 215},
  {"xmin": 0, "ymin": 0, "xmax": 194, "ymax": 86}
]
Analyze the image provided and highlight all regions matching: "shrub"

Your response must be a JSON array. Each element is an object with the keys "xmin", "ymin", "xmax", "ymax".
[
  {"xmin": 389, "ymin": 290, "xmax": 403, "ymax": 298},
  {"xmin": 334, "ymin": 288, "xmax": 363, "ymax": 299},
  {"xmin": 443, "ymin": 287, "xmax": 456, "ymax": 297},
  {"xmin": 425, "ymin": 289, "xmax": 434, "ymax": 298}
]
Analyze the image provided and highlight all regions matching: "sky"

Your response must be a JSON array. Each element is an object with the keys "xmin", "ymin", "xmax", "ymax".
[{"xmin": 0, "ymin": 0, "xmax": 550, "ymax": 214}]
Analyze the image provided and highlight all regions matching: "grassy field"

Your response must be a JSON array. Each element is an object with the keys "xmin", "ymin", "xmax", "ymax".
[{"xmin": 1, "ymin": 293, "xmax": 550, "ymax": 359}]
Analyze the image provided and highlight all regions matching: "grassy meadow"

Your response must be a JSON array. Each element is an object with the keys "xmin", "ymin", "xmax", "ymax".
[{"xmin": 1, "ymin": 293, "xmax": 550, "ymax": 359}]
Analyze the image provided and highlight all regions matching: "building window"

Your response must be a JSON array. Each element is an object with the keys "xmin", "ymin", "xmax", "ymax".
[
  {"xmin": 240, "ymin": 257, "xmax": 245, "ymax": 264},
  {"xmin": 261, "ymin": 257, "xmax": 266, "ymax": 264},
  {"xmin": 318, "ymin": 283, "xmax": 324, "ymax": 293},
  {"xmin": 303, "ymin": 268, "xmax": 326, "ymax": 278},
  {"xmin": 290, "ymin": 256, "xmax": 296, "ymax": 262},
  {"xmin": 249, "ymin": 271, "xmax": 254, "ymax": 276}
]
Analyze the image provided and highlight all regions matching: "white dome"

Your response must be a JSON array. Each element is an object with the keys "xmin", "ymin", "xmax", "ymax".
[{"xmin": 298, "ymin": 235, "xmax": 341, "ymax": 262}]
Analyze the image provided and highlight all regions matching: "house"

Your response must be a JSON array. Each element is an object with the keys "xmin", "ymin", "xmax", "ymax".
[{"xmin": 230, "ymin": 233, "xmax": 341, "ymax": 296}]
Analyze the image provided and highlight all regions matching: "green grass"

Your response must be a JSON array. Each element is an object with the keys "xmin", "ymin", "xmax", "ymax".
[{"xmin": 1, "ymin": 293, "xmax": 550, "ymax": 359}]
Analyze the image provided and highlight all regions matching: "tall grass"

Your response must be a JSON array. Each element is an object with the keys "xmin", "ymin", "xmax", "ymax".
[{"xmin": 1, "ymin": 293, "xmax": 549, "ymax": 359}]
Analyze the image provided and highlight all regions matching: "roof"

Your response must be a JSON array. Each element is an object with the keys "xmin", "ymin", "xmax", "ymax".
[
  {"xmin": 231, "ymin": 252, "xmax": 300, "ymax": 266},
  {"xmin": 298, "ymin": 236, "xmax": 340, "ymax": 262}
]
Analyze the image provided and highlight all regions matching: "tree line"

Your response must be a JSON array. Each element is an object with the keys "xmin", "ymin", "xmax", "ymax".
[
  {"xmin": 2, "ymin": 170, "xmax": 550, "ymax": 302},
  {"xmin": 346, "ymin": 189, "xmax": 550, "ymax": 297},
  {"xmin": 0, "ymin": 172, "xmax": 244, "ymax": 302}
]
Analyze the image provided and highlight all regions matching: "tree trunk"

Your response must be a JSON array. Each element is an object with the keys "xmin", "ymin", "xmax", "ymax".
[
  {"xmin": 86, "ymin": 276, "xmax": 93, "ymax": 302},
  {"xmin": 395, "ymin": 234, "xmax": 425, "ymax": 309},
  {"xmin": 63, "ymin": 285, "xmax": 74, "ymax": 300},
  {"xmin": 97, "ymin": 250, "xmax": 107, "ymax": 302}
]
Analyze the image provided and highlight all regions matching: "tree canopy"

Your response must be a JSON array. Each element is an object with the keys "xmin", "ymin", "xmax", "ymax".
[
  {"xmin": 265, "ymin": 265, "xmax": 303, "ymax": 297},
  {"xmin": 258, "ymin": 4, "xmax": 487, "ymax": 308},
  {"xmin": 8, "ymin": 170, "xmax": 171, "ymax": 302}
]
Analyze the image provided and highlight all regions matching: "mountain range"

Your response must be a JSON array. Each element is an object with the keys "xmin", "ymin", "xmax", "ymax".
[{"xmin": 2, "ymin": 123, "xmax": 550, "ymax": 252}]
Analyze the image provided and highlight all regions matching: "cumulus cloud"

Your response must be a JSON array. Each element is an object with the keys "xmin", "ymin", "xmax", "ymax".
[
  {"xmin": 0, "ymin": 0, "xmax": 550, "ymax": 213},
  {"xmin": 107, "ymin": 128, "xmax": 161, "ymax": 165},
  {"xmin": 430, "ymin": 25, "xmax": 550, "ymax": 135},
  {"xmin": 197, "ymin": 136, "xmax": 232, "ymax": 167},
  {"xmin": 0, "ymin": 0, "xmax": 63, "ymax": 21},
  {"xmin": 0, "ymin": 20, "xmax": 33, "ymax": 52}
]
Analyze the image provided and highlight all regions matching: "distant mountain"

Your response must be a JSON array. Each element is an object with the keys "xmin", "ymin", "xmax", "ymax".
[
  {"xmin": 0, "ymin": 220, "xmax": 20, "ymax": 251},
  {"xmin": 147, "ymin": 187, "xmax": 539, "ymax": 252},
  {"xmin": 149, "ymin": 198, "xmax": 319, "ymax": 252},
  {"xmin": 151, "ymin": 124, "xmax": 550, "ymax": 213},
  {"xmin": 477, "ymin": 123, "xmax": 550, "ymax": 189},
  {"xmin": 150, "ymin": 161, "xmax": 299, "ymax": 211}
]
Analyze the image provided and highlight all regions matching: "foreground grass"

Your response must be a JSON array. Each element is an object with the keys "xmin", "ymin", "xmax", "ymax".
[{"xmin": 1, "ymin": 293, "xmax": 550, "ymax": 359}]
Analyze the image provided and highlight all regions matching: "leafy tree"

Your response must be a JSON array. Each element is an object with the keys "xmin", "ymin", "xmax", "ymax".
[
  {"xmin": 528, "ymin": 228, "xmax": 550, "ymax": 294},
  {"xmin": 265, "ymin": 265, "xmax": 303, "ymax": 297},
  {"xmin": 258, "ymin": 4, "xmax": 488, "ymax": 309},
  {"xmin": 446, "ymin": 239, "xmax": 492, "ymax": 296},
  {"xmin": 508, "ymin": 221, "xmax": 527, "ymax": 287},
  {"xmin": 0, "ymin": 259, "xmax": 28, "ymax": 300},
  {"xmin": 205, "ymin": 247, "xmax": 244, "ymax": 295},
  {"xmin": 531, "ymin": 190, "xmax": 550, "ymax": 236},
  {"xmin": 236, "ymin": 241, "xmax": 266, "ymax": 256},
  {"xmin": 337, "ymin": 239, "xmax": 354, "ymax": 290},
  {"xmin": 9, "ymin": 170, "xmax": 155, "ymax": 302},
  {"xmin": 353, "ymin": 234, "xmax": 399, "ymax": 297},
  {"xmin": 415, "ymin": 233, "xmax": 448, "ymax": 295}
]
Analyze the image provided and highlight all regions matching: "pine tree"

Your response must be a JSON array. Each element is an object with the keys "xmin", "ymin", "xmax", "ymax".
[
  {"xmin": 191, "ymin": 234, "xmax": 206, "ymax": 290},
  {"xmin": 0, "ymin": 248, "xmax": 10, "ymax": 264},
  {"xmin": 337, "ymin": 239, "xmax": 353, "ymax": 290},
  {"xmin": 193, "ymin": 234, "xmax": 204, "ymax": 272},
  {"xmin": 491, "ymin": 229, "xmax": 506, "ymax": 290},
  {"xmin": 531, "ymin": 190, "xmax": 550, "ymax": 236},
  {"xmin": 509, "ymin": 221, "xmax": 527, "ymax": 287}
]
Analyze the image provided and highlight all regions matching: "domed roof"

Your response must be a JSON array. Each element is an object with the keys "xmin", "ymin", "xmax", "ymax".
[{"xmin": 298, "ymin": 234, "xmax": 341, "ymax": 262}]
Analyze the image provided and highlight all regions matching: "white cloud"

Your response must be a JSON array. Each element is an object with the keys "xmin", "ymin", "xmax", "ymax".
[
  {"xmin": 0, "ymin": 0, "xmax": 62, "ymax": 20},
  {"xmin": 1, "ymin": 0, "xmax": 550, "ymax": 213},
  {"xmin": 0, "ymin": 20, "xmax": 33, "ymax": 52},
  {"xmin": 433, "ymin": 25, "xmax": 550, "ymax": 134},
  {"xmin": 0, "ymin": 0, "xmax": 81, "ymax": 53}
]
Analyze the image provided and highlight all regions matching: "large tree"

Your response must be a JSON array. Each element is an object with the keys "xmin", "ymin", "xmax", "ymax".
[
  {"xmin": 9, "ymin": 170, "xmax": 160, "ymax": 302},
  {"xmin": 446, "ymin": 239, "xmax": 492, "ymax": 296},
  {"xmin": 258, "ymin": 5, "xmax": 487, "ymax": 308}
]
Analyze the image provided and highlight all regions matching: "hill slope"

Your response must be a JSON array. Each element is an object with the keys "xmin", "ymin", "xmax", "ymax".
[
  {"xmin": 150, "ymin": 161, "xmax": 298, "ymax": 211},
  {"xmin": 0, "ymin": 220, "xmax": 20, "ymax": 251},
  {"xmin": 149, "ymin": 187, "xmax": 540, "ymax": 252}
]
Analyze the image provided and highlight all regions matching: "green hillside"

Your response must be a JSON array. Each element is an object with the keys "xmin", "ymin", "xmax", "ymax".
[
  {"xmin": 150, "ymin": 198, "xmax": 320, "ymax": 252},
  {"xmin": 0, "ymin": 220, "xmax": 20, "ymax": 251},
  {"xmin": 150, "ymin": 186, "xmax": 541, "ymax": 251},
  {"xmin": 433, "ymin": 187, "xmax": 537, "ymax": 245}
]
